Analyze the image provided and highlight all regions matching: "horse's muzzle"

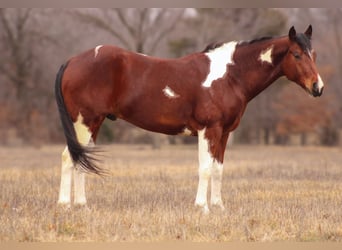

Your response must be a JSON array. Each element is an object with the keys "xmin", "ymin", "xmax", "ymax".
[{"xmin": 312, "ymin": 82, "xmax": 324, "ymax": 97}]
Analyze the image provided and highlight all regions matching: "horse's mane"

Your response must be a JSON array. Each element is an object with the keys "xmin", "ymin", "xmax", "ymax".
[
  {"xmin": 201, "ymin": 33, "xmax": 311, "ymax": 54},
  {"xmin": 238, "ymin": 36, "xmax": 274, "ymax": 46},
  {"xmin": 201, "ymin": 37, "xmax": 273, "ymax": 53},
  {"xmin": 201, "ymin": 42, "xmax": 225, "ymax": 53}
]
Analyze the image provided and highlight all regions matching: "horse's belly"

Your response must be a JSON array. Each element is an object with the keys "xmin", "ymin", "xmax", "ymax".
[
  {"xmin": 116, "ymin": 90, "xmax": 194, "ymax": 135},
  {"xmin": 123, "ymin": 115, "xmax": 187, "ymax": 135}
]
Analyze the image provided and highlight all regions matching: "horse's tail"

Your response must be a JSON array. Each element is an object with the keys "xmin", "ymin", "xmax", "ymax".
[{"xmin": 55, "ymin": 62, "xmax": 103, "ymax": 175}]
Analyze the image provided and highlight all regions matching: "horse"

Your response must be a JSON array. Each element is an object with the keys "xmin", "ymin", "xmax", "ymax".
[{"xmin": 55, "ymin": 25, "xmax": 324, "ymax": 213}]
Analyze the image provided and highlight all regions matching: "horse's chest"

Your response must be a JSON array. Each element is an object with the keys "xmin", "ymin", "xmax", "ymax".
[{"xmin": 193, "ymin": 93, "xmax": 243, "ymax": 127}]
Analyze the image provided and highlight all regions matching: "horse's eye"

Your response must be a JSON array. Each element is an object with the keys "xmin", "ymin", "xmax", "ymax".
[{"xmin": 293, "ymin": 52, "xmax": 301, "ymax": 60}]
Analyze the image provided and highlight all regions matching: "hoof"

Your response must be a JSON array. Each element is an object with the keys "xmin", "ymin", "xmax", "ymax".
[
  {"xmin": 195, "ymin": 203, "xmax": 210, "ymax": 215},
  {"xmin": 211, "ymin": 202, "xmax": 225, "ymax": 212},
  {"xmin": 211, "ymin": 204, "xmax": 226, "ymax": 214},
  {"xmin": 74, "ymin": 203, "xmax": 90, "ymax": 211},
  {"xmin": 57, "ymin": 202, "xmax": 71, "ymax": 210}
]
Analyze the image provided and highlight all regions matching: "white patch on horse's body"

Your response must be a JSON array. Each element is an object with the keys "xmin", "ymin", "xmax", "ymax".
[
  {"xmin": 74, "ymin": 113, "xmax": 92, "ymax": 145},
  {"xmin": 94, "ymin": 45, "xmax": 103, "ymax": 58},
  {"xmin": 195, "ymin": 128, "xmax": 214, "ymax": 214},
  {"xmin": 202, "ymin": 41, "xmax": 237, "ymax": 88},
  {"xmin": 259, "ymin": 45, "xmax": 273, "ymax": 64},
  {"xmin": 163, "ymin": 85, "xmax": 179, "ymax": 98},
  {"xmin": 181, "ymin": 127, "xmax": 192, "ymax": 136}
]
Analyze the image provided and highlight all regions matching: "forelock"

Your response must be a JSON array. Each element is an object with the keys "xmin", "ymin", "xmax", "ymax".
[{"xmin": 294, "ymin": 33, "xmax": 312, "ymax": 52}]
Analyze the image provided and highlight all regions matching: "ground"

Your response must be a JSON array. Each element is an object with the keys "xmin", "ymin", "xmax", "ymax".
[{"xmin": 1, "ymin": 144, "xmax": 342, "ymax": 242}]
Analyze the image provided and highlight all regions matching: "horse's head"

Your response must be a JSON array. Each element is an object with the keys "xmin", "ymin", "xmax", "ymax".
[{"xmin": 282, "ymin": 25, "xmax": 324, "ymax": 97}]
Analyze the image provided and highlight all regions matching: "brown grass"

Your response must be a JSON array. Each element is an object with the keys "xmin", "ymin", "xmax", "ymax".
[{"xmin": 1, "ymin": 144, "xmax": 342, "ymax": 241}]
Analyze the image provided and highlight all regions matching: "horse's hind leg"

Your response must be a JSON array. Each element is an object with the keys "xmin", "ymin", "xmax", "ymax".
[
  {"xmin": 73, "ymin": 164, "xmax": 87, "ymax": 205},
  {"xmin": 58, "ymin": 146, "xmax": 73, "ymax": 207},
  {"xmin": 73, "ymin": 140, "xmax": 96, "ymax": 205},
  {"xmin": 58, "ymin": 113, "xmax": 104, "ymax": 207},
  {"xmin": 58, "ymin": 144, "xmax": 89, "ymax": 207},
  {"xmin": 73, "ymin": 113, "xmax": 104, "ymax": 205}
]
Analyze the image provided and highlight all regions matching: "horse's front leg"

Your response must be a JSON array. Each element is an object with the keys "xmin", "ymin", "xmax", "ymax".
[
  {"xmin": 211, "ymin": 160, "xmax": 225, "ymax": 210},
  {"xmin": 195, "ymin": 126, "xmax": 223, "ymax": 214},
  {"xmin": 195, "ymin": 128, "xmax": 214, "ymax": 214},
  {"xmin": 210, "ymin": 132, "xmax": 229, "ymax": 211}
]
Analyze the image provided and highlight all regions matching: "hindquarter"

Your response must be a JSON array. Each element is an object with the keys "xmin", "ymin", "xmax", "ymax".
[{"xmin": 61, "ymin": 48, "xmax": 120, "ymax": 123}]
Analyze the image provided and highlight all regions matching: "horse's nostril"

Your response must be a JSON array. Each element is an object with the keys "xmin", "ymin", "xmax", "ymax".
[{"xmin": 312, "ymin": 82, "xmax": 323, "ymax": 97}]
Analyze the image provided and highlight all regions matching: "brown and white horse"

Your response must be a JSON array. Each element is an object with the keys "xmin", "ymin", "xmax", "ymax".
[{"xmin": 55, "ymin": 26, "xmax": 324, "ymax": 213}]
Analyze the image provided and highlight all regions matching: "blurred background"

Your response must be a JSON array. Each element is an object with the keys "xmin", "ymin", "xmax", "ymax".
[{"xmin": 0, "ymin": 8, "xmax": 340, "ymax": 147}]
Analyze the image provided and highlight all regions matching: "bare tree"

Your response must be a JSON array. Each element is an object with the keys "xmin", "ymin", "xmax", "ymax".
[
  {"xmin": 0, "ymin": 8, "xmax": 34, "ymax": 100},
  {"xmin": 70, "ymin": 8, "xmax": 185, "ymax": 55},
  {"xmin": 0, "ymin": 8, "xmax": 59, "ymax": 144},
  {"xmin": 170, "ymin": 9, "xmax": 287, "ymax": 53}
]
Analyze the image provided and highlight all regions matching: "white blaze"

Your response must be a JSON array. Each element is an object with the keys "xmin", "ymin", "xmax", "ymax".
[
  {"xmin": 259, "ymin": 45, "xmax": 273, "ymax": 64},
  {"xmin": 317, "ymin": 74, "xmax": 324, "ymax": 90},
  {"xmin": 163, "ymin": 86, "xmax": 179, "ymax": 98},
  {"xmin": 202, "ymin": 41, "xmax": 237, "ymax": 88}
]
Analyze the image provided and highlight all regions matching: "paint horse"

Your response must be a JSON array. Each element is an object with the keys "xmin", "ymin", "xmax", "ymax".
[{"xmin": 55, "ymin": 26, "xmax": 324, "ymax": 213}]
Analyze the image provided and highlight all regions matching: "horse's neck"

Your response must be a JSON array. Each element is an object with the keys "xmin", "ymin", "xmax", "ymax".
[{"xmin": 232, "ymin": 37, "xmax": 289, "ymax": 102}]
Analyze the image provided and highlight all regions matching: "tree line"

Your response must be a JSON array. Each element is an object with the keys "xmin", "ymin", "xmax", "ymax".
[{"xmin": 0, "ymin": 8, "xmax": 340, "ymax": 146}]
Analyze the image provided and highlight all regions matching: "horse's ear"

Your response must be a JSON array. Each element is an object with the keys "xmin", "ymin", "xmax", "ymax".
[
  {"xmin": 289, "ymin": 26, "xmax": 296, "ymax": 41},
  {"xmin": 304, "ymin": 25, "xmax": 312, "ymax": 39}
]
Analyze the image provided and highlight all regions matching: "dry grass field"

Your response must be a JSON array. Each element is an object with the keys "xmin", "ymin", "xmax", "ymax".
[{"xmin": 1, "ymin": 144, "xmax": 342, "ymax": 242}]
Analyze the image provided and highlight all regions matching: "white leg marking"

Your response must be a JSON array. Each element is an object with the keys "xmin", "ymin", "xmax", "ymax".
[
  {"xmin": 58, "ymin": 114, "xmax": 92, "ymax": 206},
  {"xmin": 259, "ymin": 45, "xmax": 273, "ymax": 64},
  {"xmin": 73, "ymin": 113, "xmax": 92, "ymax": 205},
  {"xmin": 58, "ymin": 146, "xmax": 73, "ymax": 206},
  {"xmin": 74, "ymin": 168, "xmax": 87, "ymax": 205},
  {"xmin": 162, "ymin": 85, "xmax": 179, "ymax": 98},
  {"xmin": 202, "ymin": 41, "xmax": 237, "ymax": 88},
  {"xmin": 73, "ymin": 139, "xmax": 94, "ymax": 205},
  {"xmin": 94, "ymin": 45, "xmax": 103, "ymax": 58},
  {"xmin": 211, "ymin": 160, "xmax": 225, "ymax": 210},
  {"xmin": 195, "ymin": 128, "xmax": 213, "ymax": 214}
]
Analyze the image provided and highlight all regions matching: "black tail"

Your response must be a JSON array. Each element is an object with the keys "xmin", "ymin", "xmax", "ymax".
[{"xmin": 55, "ymin": 62, "xmax": 104, "ymax": 175}]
